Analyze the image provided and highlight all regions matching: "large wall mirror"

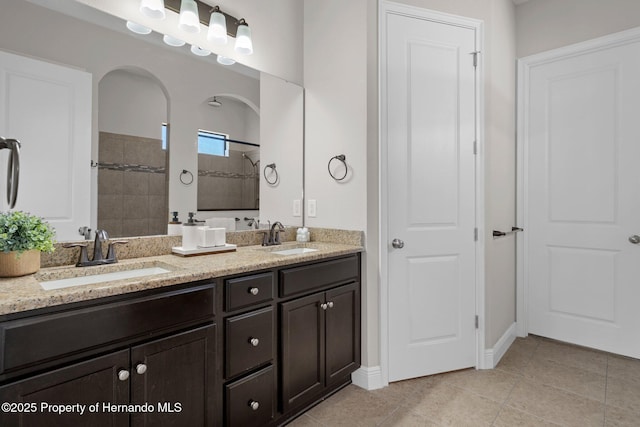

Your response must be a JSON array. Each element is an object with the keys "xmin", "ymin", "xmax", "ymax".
[{"xmin": 0, "ymin": 0, "xmax": 303, "ymax": 240}]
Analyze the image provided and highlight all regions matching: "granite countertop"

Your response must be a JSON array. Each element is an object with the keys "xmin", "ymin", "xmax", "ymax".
[{"xmin": 0, "ymin": 242, "xmax": 362, "ymax": 317}]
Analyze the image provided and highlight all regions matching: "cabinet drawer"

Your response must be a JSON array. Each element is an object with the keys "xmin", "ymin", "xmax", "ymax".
[
  {"xmin": 225, "ymin": 365, "xmax": 275, "ymax": 427},
  {"xmin": 0, "ymin": 284, "xmax": 214, "ymax": 375},
  {"xmin": 225, "ymin": 272, "xmax": 274, "ymax": 311},
  {"xmin": 280, "ymin": 255, "xmax": 359, "ymax": 297},
  {"xmin": 225, "ymin": 307, "xmax": 274, "ymax": 379}
]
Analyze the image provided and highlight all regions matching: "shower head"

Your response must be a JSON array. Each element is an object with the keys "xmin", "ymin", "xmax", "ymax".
[{"xmin": 208, "ymin": 97, "xmax": 222, "ymax": 107}]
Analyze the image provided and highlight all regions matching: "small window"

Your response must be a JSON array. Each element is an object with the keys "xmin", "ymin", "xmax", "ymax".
[
  {"xmin": 198, "ymin": 129, "xmax": 229, "ymax": 157},
  {"xmin": 161, "ymin": 123, "xmax": 168, "ymax": 150}
]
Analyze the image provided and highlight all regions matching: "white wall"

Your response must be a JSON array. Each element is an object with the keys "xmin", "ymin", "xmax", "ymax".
[
  {"xmin": 516, "ymin": 0, "xmax": 640, "ymax": 57},
  {"xmin": 260, "ymin": 73, "xmax": 304, "ymax": 227},
  {"xmin": 98, "ymin": 69, "xmax": 166, "ymax": 139}
]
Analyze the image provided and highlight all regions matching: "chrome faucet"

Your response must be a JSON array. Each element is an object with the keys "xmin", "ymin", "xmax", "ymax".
[
  {"xmin": 264, "ymin": 221, "xmax": 285, "ymax": 246},
  {"xmin": 64, "ymin": 229, "xmax": 128, "ymax": 267}
]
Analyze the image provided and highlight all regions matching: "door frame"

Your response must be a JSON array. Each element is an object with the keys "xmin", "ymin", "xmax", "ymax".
[
  {"xmin": 516, "ymin": 26, "xmax": 640, "ymax": 338},
  {"xmin": 379, "ymin": 0, "xmax": 486, "ymax": 386}
]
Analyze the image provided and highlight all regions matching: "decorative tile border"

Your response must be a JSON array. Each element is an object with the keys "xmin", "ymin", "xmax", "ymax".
[
  {"xmin": 97, "ymin": 162, "xmax": 166, "ymax": 174},
  {"xmin": 198, "ymin": 170, "xmax": 258, "ymax": 179}
]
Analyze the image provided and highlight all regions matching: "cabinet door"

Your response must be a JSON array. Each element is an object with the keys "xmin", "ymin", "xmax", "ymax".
[
  {"xmin": 131, "ymin": 324, "xmax": 216, "ymax": 427},
  {"xmin": 325, "ymin": 282, "xmax": 361, "ymax": 387},
  {"xmin": 280, "ymin": 292, "xmax": 325, "ymax": 412},
  {"xmin": 0, "ymin": 350, "xmax": 129, "ymax": 427}
]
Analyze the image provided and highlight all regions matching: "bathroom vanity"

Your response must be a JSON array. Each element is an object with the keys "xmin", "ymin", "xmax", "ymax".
[{"xmin": 0, "ymin": 244, "xmax": 361, "ymax": 426}]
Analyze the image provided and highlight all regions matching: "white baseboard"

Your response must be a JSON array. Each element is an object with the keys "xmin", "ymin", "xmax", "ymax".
[
  {"xmin": 351, "ymin": 366, "xmax": 384, "ymax": 390},
  {"xmin": 481, "ymin": 322, "xmax": 516, "ymax": 369}
]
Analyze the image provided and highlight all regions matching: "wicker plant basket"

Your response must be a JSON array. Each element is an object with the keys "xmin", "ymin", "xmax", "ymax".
[{"xmin": 0, "ymin": 250, "xmax": 41, "ymax": 277}]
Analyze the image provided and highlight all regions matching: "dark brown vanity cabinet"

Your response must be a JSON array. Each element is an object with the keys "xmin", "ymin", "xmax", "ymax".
[
  {"xmin": 0, "ymin": 282, "xmax": 217, "ymax": 427},
  {"xmin": 223, "ymin": 272, "xmax": 276, "ymax": 427},
  {"xmin": 279, "ymin": 256, "xmax": 361, "ymax": 414}
]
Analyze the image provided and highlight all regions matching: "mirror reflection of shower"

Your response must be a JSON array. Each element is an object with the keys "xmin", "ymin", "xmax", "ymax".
[{"xmin": 243, "ymin": 152, "xmax": 260, "ymax": 209}]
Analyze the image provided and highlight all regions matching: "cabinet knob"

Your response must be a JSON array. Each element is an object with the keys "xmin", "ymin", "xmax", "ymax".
[
  {"xmin": 249, "ymin": 337, "xmax": 260, "ymax": 347},
  {"xmin": 249, "ymin": 287, "xmax": 259, "ymax": 295},
  {"xmin": 136, "ymin": 363, "xmax": 147, "ymax": 375},
  {"xmin": 118, "ymin": 370, "xmax": 130, "ymax": 381},
  {"xmin": 248, "ymin": 400, "xmax": 260, "ymax": 411},
  {"xmin": 320, "ymin": 303, "xmax": 328, "ymax": 310},
  {"xmin": 327, "ymin": 301, "xmax": 334, "ymax": 309}
]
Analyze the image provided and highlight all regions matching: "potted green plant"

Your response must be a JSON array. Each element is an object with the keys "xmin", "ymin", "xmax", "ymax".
[{"xmin": 0, "ymin": 211, "xmax": 55, "ymax": 277}]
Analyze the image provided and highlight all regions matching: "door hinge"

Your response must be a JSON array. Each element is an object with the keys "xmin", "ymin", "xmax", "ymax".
[
  {"xmin": 475, "ymin": 315, "xmax": 479, "ymax": 329},
  {"xmin": 473, "ymin": 140, "xmax": 477, "ymax": 155},
  {"xmin": 471, "ymin": 51, "xmax": 480, "ymax": 67},
  {"xmin": 474, "ymin": 228, "xmax": 478, "ymax": 241}
]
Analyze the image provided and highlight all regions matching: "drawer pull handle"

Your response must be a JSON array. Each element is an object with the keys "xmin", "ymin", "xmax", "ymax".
[
  {"xmin": 249, "ymin": 400, "xmax": 260, "ymax": 411},
  {"xmin": 249, "ymin": 337, "xmax": 260, "ymax": 347},
  {"xmin": 136, "ymin": 363, "xmax": 147, "ymax": 375},
  {"xmin": 321, "ymin": 303, "xmax": 328, "ymax": 310},
  {"xmin": 118, "ymin": 370, "xmax": 130, "ymax": 381},
  {"xmin": 249, "ymin": 287, "xmax": 259, "ymax": 296},
  {"xmin": 327, "ymin": 301, "xmax": 334, "ymax": 309}
]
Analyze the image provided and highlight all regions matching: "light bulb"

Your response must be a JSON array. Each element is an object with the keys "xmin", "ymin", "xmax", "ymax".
[
  {"xmin": 163, "ymin": 34, "xmax": 185, "ymax": 47},
  {"xmin": 216, "ymin": 55, "xmax": 236, "ymax": 66},
  {"xmin": 190, "ymin": 45, "xmax": 211, "ymax": 56},
  {"xmin": 140, "ymin": 0, "xmax": 165, "ymax": 20},
  {"xmin": 234, "ymin": 22, "xmax": 253, "ymax": 55},
  {"xmin": 179, "ymin": 0, "xmax": 200, "ymax": 33},
  {"xmin": 126, "ymin": 21, "xmax": 152, "ymax": 35},
  {"xmin": 207, "ymin": 10, "xmax": 227, "ymax": 44}
]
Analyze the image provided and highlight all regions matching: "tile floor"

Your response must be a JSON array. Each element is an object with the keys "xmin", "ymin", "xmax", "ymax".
[{"xmin": 288, "ymin": 335, "xmax": 640, "ymax": 426}]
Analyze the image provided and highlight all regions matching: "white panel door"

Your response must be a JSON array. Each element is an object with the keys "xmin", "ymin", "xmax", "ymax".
[
  {"xmin": 526, "ymin": 39, "xmax": 640, "ymax": 358},
  {"xmin": 0, "ymin": 50, "xmax": 91, "ymax": 241},
  {"xmin": 385, "ymin": 12, "xmax": 477, "ymax": 382}
]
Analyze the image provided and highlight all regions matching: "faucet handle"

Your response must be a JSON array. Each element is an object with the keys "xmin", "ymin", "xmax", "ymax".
[
  {"xmin": 106, "ymin": 240, "xmax": 128, "ymax": 262},
  {"xmin": 63, "ymin": 242, "xmax": 90, "ymax": 267},
  {"xmin": 259, "ymin": 231, "xmax": 269, "ymax": 246}
]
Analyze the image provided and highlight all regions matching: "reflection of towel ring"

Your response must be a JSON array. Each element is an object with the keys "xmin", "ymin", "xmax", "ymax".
[
  {"xmin": 328, "ymin": 154, "xmax": 348, "ymax": 181},
  {"xmin": 263, "ymin": 163, "xmax": 278, "ymax": 185},
  {"xmin": 180, "ymin": 169, "xmax": 194, "ymax": 185}
]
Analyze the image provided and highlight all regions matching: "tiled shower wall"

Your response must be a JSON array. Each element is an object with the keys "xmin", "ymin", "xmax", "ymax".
[
  {"xmin": 98, "ymin": 132, "xmax": 168, "ymax": 237},
  {"xmin": 197, "ymin": 149, "xmax": 259, "ymax": 210}
]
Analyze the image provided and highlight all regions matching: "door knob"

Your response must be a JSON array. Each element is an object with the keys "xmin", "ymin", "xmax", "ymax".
[
  {"xmin": 629, "ymin": 235, "xmax": 640, "ymax": 244},
  {"xmin": 392, "ymin": 238, "xmax": 404, "ymax": 249}
]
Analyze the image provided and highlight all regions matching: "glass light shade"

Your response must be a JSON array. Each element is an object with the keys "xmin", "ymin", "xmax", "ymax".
[
  {"xmin": 190, "ymin": 45, "xmax": 211, "ymax": 56},
  {"xmin": 216, "ymin": 55, "xmax": 236, "ymax": 66},
  {"xmin": 163, "ymin": 34, "xmax": 185, "ymax": 47},
  {"xmin": 234, "ymin": 23, "xmax": 253, "ymax": 55},
  {"xmin": 126, "ymin": 21, "xmax": 152, "ymax": 35},
  {"xmin": 179, "ymin": 0, "xmax": 200, "ymax": 33},
  {"xmin": 139, "ymin": 0, "xmax": 165, "ymax": 19},
  {"xmin": 207, "ymin": 11, "xmax": 227, "ymax": 44}
]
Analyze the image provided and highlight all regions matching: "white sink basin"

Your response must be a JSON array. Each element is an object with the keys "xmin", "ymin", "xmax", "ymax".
[
  {"xmin": 39, "ymin": 266, "xmax": 173, "ymax": 290},
  {"xmin": 270, "ymin": 247, "xmax": 318, "ymax": 256}
]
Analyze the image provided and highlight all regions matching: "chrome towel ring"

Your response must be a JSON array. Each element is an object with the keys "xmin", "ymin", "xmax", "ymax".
[
  {"xmin": 328, "ymin": 154, "xmax": 347, "ymax": 181},
  {"xmin": 263, "ymin": 163, "xmax": 278, "ymax": 185},
  {"xmin": 180, "ymin": 169, "xmax": 194, "ymax": 185}
]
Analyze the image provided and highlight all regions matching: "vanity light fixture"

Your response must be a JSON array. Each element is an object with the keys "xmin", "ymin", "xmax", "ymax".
[
  {"xmin": 178, "ymin": 0, "xmax": 201, "ymax": 33},
  {"xmin": 190, "ymin": 45, "xmax": 211, "ymax": 56},
  {"xmin": 140, "ymin": 0, "xmax": 165, "ymax": 20},
  {"xmin": 163, "ymin": 34, "xmax": 185, "ymax": 47},
  {"xmin": 126, "ymin": 21, "xmax": 152, "ymax": 35},
  {"xmin": 207, "ymin": 6, "xmax": 227, "ymax": 44},
  {"xmin": 216, "ymin": 55, "xmax": 236, "ymax": 66},
  {"xmin": 234, "ymin": 19, "xmax": 253, "ymax": 55}
]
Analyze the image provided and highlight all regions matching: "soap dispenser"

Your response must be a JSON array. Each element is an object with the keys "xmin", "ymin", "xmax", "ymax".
[
  {"xmin": 182, "ymin": 212, "xmax": 199, "ymax": 250},
  {"xmin": 168, "ymin": 211, "xmax": 182, "ymax": 236}
]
